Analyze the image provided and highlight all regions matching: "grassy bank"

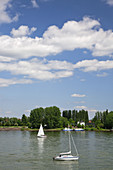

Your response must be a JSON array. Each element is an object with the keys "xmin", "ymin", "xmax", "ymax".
[
  {"xmin": 0, "ymin": 126, "xmax": 62, "ymax": 131},
  {"xmin": 85, "ymin": 127, "xmax": 111, "ymax": 132},
  {"xmin": 0, "ymin": 126, "xmax": 111, "ymax": 132}
]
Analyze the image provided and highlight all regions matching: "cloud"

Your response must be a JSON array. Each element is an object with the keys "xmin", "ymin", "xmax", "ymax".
[
  {"xmin": 0, "ymin": 56, "xmax": 16, "ymax": 62},
  {"xmin": 11, "ymin": 25, "xmax": 37, "ymax": 38},
  {"xmin": 96, "ymin": 72, "xmax": 108, "ymax": 77},
  {"xmin": 80, "ymin": 79, "xmax": 86, "ymax": 82},
  {"xmin": 0, "ymin": 58, "xmax": 74, "ymax": 81},
  {"xmin": 31, "ymin": 0, "xmax": 39, "ymax": 8},
  {"xmin": 0, "ymin": 17, "xmax": 113, "ymax": 85},
  {"xmin": 0, "ymin": 0, "xmax": 19, "ymax": 24},
  {"xmin": 0, "ymin": 78, "xmax": 33, "ymax": 87},
  {"xmin": 75, "ymin": 106, "xmax": 87, "ymax": 109},
  {"xmin": 0, "ymin": 57, "xmax": 112, "ymax": 84},
  {"xmin": 0, "ymin": 17, "xmax": 113, "ymax": 60},
  {"xmin": 105, "ymin": 0, "xmax": 113, "ymax": 6},
  {"xmin": 71, "ymin": 93, "xmax": 86, "ymax": 97},
  {"xmin": 74, "ymin": 101, "xmax": 85, "ymax": 104},
  {"xmin": 75, "ymin": 59, "xmax": 113, "ymax": 72}
]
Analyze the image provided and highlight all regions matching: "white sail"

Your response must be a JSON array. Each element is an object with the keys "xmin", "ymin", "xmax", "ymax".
[{"xmin": 37, "ymin": 124, "xmax": 45, "ymax": 137}]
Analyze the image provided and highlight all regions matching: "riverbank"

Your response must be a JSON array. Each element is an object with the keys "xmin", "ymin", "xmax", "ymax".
[
  {"xmin": 0, "ymin": 126, "xmax": 112, "ymax": 132},
  {"xmin": 0, "ymin": 127, "xmax": 22, "ymax": 131},
  {"xmin": 0, "ymin": 126, "xmax": 62, "ymax": 131}
]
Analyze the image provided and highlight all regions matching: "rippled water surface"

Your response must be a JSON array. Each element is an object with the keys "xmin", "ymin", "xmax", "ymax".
[{"xmin": 0, "ymin": 130, "xmax": 113, "ymax": 170}]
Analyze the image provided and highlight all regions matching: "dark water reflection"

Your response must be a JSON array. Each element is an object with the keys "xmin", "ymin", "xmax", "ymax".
[{"xmin": 0, "ymin": 131, "xmax": 113, "ymax": 170}]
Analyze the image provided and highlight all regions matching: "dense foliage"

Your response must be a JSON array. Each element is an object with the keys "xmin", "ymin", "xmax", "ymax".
[
  {"xmin": 30, "ymin": 107, "xmax": 45, "ymax": 128},
  {"xmin": 92, "ymin": 110, "xmax": 113, "ymax": 129},
  {"xmin": 29, "ymin": 106, "xmax": 61, "ymax": 128},
  {"xmin": 0, "ymin": 106, "xmax": 113, "ymax": 129},
  {"xmin": 62, "ymin": 109, "xmax": 89, "ymax": 125},
  {"xmin": 0, "ymin": 107, "xmax": 89, "ymax": 129},
  {"xmin": 29, "ymin": 107, "xmax": 89, "ymax": 129},
  {"xmin": 0, "ymin": 117, "xmax": 22, "ymax": 126}
]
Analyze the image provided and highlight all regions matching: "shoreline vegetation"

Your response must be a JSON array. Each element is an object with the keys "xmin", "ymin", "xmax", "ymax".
[
  {"xmin": 0, "ymin": 126, "xmax": 112, "ymax": 132},
  {"xmin": 0, "ymin": 107, "xmax": 113, "ymax": 131}
]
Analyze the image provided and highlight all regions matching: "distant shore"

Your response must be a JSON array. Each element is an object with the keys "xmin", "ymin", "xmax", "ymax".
[
  {"xmin": 0, "ymin": 127, "xmax": 22, "ymax": 131},
  {"xmin": 0, "ymin": 126, "xmax": 61, "ymax": 132},
  {"xmin": 0, "ymin": 126, "xmax": 112, "ymax": 132}
]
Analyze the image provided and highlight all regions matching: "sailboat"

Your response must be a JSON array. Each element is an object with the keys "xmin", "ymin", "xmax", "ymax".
[
  {"xmin": 37, "ymin": 124, "xmax": 47, "ymax": 138},
  {"xmin": 53, "ymin": 132, "xmax": 79, "ymax": 161}
]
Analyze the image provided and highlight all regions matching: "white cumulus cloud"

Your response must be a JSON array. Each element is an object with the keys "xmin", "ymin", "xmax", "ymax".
[
  {"xmin": 0, "ymin": 58, "xmax": 74, "ymax": 81},
  {"xmin": 11, "ymin": 25, "xmax": 37, "ymax": 38},
  {"xmin": 75, "ymin": 59, "xmax": 113, "ymax": 72},
  {"xmin": 0, "ymin": 0, "xmax": 19, "ymax": 24},
  {"xmin": 0, "ymin": 17, "xmax": 113, "ymax": 60},
  {"xmin": 0, "ymin": 17, "xmax": 113, "ymax": 86},
  {"xmin": 75, "ymin": 106, "xmax": 87, "ymax": 109},
  {"xmin": 71, "ymin": 93, "xmax": 86, "ymax": 97},
  {"xmin": 0, "ymin": 78, "xmax": 33, "ymax": 87}
]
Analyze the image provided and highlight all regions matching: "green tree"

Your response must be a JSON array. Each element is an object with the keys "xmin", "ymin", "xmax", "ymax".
[
  {"xmin": 59, "ymin": 117, "xmax": 68, "ymax": 128},
  {"xmin": 22, "ymin": 114, "xmax": 28, "ymax": 126},
  {"xmin": 72, "ymin": 110, "xmax": 77, "ymax": 122},
  {"xmin": 62, "ymin": 110, "xmax": 68, "ymax": 119},
  {"xmin": 30, "ymin": 107, "xmax": 45, "ymax": 128},
  {"xmin": 105, "ymin": 111, "xmax": 113, "ymax": 129},
  {"xmin": 92, "ymin": 110, "xmax": 109, "ymax": 129},
  {"xmin": 45, "ymin": 106, "xmax": 61, "ymax": 129},
  {"xmin": 67, "ymin": 110, "xmax": 71, "ymax": 120}
]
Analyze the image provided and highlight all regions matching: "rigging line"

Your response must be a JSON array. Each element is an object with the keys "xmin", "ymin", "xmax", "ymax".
[
  {"xmin": 71, "ymin": 133, "xmax": 79, "ymax": 156},
  {"xmin": 68, "ymin": 131, "xmax": 71, "ymax": 152}
]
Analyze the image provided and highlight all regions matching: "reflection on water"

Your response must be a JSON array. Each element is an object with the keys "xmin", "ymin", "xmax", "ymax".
[
  {"xmin": 0, "ymin": 131, "xmax": 113, "ymax": 170},
  {"xmin": 37, "ymin": 137, "xmax": 45, "ymax": 154},
  {"xmin": 53, "ymin": 159, "xmax": 79, "ymax": 170}
]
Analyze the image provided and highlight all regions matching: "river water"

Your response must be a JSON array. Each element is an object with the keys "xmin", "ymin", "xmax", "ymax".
[{"xmin": 0, "ymin": 130, "xmax": 113, "ymax": 170}]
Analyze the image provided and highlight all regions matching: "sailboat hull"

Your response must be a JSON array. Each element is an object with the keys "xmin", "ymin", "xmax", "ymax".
[
  {"xmin": 53, "ymin": 155, "xmax": 79, "ymax": 161},
  {"xmin": 37, "ymin": 135, "xmax": 47, "ymax": 138}
]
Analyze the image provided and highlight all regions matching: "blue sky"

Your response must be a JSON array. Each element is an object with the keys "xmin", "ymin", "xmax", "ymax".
[{"xmin": 0, "ymin": 0, "xmax": 113, "ymax": 119}]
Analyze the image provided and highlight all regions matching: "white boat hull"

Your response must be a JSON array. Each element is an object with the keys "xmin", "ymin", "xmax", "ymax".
[
  {"xmin": 37, "ymin": 135, "xmax": 47, "ymax": 138},
  {"xmin": 53, "ymin": 155, "xmax": 79, "ymax": 161},
  {"xmin": 75, "ymin": 128, "xmax": 84, "ymax": 131},
  {"xmin": 63, "ymin": 128, "xmax": 73, "ymax": 131}
]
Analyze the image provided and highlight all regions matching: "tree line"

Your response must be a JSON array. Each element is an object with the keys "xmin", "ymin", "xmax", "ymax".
[
  {"xmin": 0, "ymin": 106, "xmax": 113, "ymax": 129},
  {"xmin": 0, "ymin": 106, "xmax": 89, "ymax": 129},
  {"xmin": 62, "ymin": 109, "xmax": 89, "ymax": 124},
  {"xmin": 92, "ymin": 110, "xmax": 113, "ymax": 129}
]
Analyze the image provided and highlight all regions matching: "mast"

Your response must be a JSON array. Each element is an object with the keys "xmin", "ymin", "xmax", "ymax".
[
  {"xmin": 71, "ymin": 133, "xmax": 79, "ymax": 156},
  {"xmin": 68, "ymin": 131, "xmax": 71, "ymax": 152}
]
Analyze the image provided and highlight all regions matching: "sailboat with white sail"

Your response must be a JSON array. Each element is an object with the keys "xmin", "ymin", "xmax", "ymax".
[
  {"xmin": 37, "ymin": 124, "xmax": 47, "ymax": 138},
  {"xmin": 53, "ymin": 131, "xmax": 79, "ymax": 161}
]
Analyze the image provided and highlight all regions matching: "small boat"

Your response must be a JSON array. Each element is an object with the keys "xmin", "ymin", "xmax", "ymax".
[
  {"xmin": 37, "ymin": 124, "xmax": 47, "ymax": 138},
  {"xmin": 53, "ymin": 132, "xmax": 79, "ymax": 161},
  {"xmin": 75, "ymin": 128, "xmax": 84, "ymax": 131},
  {"xmin": 63, "ymin": 127, "xmax": 73, "ymax": 131}
]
